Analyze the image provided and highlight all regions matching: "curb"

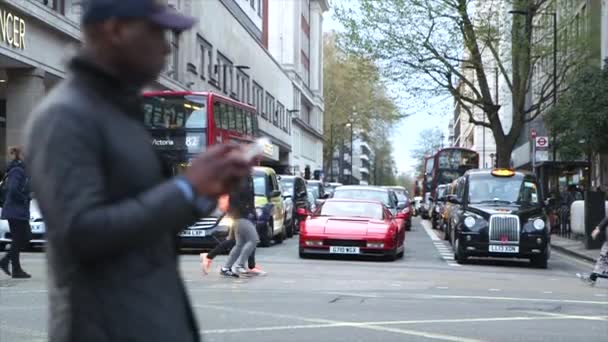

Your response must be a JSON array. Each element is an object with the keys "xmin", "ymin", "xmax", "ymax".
[{"xmin": 551, "ymin": 242, "xmax": 597, "ymax": 263}]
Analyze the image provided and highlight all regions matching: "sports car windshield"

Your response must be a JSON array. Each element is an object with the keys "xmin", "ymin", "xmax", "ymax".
[
  {"xmin": 319, "ymin": 201, "xmax": 383, "ymax": 220},
  {"xmin": 468, "ymin": 174, "xmax": 539, "ymax": 205},
  {"xmin": 333, "ymin": 189, "xmax": 390, "ymax": 206}
]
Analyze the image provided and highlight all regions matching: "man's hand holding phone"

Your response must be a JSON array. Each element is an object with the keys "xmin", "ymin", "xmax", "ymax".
[{"xmin": 183, "ymin": 138, "xmax": 268, "ymax": 197}]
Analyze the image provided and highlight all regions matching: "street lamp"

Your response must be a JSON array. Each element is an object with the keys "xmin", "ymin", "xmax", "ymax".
[
  {"xmin": 509, "ymin": 9, "xmax": 558, "ymax": 161},
  {"xmin": 345, "ymin": 122, "xmax": 354, "ymax": 183}
]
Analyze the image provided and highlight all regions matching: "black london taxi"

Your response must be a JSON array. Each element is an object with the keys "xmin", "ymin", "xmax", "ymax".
[{"xmin": 445, "ymin": 169, "xmax": 550, "ymax": 268}]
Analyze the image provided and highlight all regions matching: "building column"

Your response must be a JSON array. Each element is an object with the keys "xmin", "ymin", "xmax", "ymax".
[
  {"xmin": 309, "ymin": 2, "xmax": 322, "ymax": 93},
  {"xmin": 6, "ymin": 68, "xmax": 45, "ymax": 149}
]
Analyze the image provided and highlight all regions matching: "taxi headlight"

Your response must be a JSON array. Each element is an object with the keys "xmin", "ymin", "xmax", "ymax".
[
  {"xmin": 464, "ymin": 216, "xmax": 476, "ymax": 228},
  {"xmin": 533, "ymin": 219, "xmax": 545, "ymax": 230},
  {"xmin": 219, "ymin": 217, "xmax": 234, "ymax": 228}
]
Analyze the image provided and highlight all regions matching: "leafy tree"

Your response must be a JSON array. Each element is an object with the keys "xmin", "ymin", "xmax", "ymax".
[
  {"xmin": 411, "ymin": 128, "xmax": 445, "ymax": 175},
  {"xmin": 323, "ymin": 32, "xmax": 404, "ymax": 178},
  {"xmin": 396, "ymin": 173, "xmax": 415, "ymax": 192},
  {"xmin": 545, "ymin": 63, "xmax": 608, "ymax": 164},
  {"xmin": 335, "ymin": 0, "xmax": 583, "ymax": 167}
]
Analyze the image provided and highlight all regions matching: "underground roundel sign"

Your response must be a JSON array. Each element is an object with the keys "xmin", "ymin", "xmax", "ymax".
[{"xmin": 535, "ymin": 136, "xmax": 549, "ymax": 149}]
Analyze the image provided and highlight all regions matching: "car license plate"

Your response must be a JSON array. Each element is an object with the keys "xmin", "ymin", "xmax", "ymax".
[
  {"xmin": 329, "ymin": 246, "xmax": 360, "ymax": 254},
  {"xmin": 179, "ymin": 230, "xmax": 207, "ymax": 237},
  {"xmin": 31, "ymin": 224, "xmax": 43, "ymax": 232},
  {"xmin": 489, "ymin": 245, "xmax": 519, "ymax": 253}
]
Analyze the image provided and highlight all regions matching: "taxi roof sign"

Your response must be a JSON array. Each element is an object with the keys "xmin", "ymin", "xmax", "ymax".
[{"xmin": 491, "ymin": 169, "xmax": 515, "ymax": 177}]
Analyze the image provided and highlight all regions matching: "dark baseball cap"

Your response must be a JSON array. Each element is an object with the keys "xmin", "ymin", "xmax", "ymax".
[{"xmin": 81, "ymin": 0, "xmax": 197, "ymax": 32}]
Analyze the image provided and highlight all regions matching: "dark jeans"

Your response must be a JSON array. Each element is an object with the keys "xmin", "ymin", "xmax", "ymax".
[
  {"xmin": 208, "ymin": 239, "xmax": 255, "ymax": 269},
  {"xmin": 1, "ymin": 219, "xmax": 30, "ymax": 272}
]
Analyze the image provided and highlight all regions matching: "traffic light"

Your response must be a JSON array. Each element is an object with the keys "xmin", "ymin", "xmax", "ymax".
[
  {"xmin": 304, "ymin": 166, "xmax": 311, "ymax": 180},
  {"xmin": 313, "ymin": 170, "xmax": 321, "ymax": 180}
]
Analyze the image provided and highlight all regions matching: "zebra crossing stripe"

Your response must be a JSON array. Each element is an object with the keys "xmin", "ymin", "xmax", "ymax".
[{"xmin": 422, "ymin": 221, "xmax": 461, "ymax": 267}]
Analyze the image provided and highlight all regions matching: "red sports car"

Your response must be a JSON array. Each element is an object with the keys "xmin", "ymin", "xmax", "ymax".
[{"xmin": 298, "ymin": 199, "xmax": 406, "ymax": 261}]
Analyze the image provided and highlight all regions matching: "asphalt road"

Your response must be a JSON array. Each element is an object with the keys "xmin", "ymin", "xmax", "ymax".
[{"xmin": 1, "ymin": 218, "xmax": 607, "ymax": 342}]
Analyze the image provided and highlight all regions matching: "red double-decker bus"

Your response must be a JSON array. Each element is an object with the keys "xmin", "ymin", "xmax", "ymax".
[
  {"xmin": 142, "ymin": 91, "xmax": 259, "ymax": 174},
  {"xmin": 422, "ymin": 147, "xmax": 479, "ymax": 210}
]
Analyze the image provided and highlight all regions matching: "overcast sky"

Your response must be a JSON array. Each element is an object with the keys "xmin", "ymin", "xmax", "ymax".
[{"xmin": 322, "ymin": 6, "xmax": 452, "ymax": 176}]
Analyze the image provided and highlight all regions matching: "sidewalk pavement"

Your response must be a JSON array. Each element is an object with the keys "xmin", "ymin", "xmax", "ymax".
[{"xmin": 551, "ymin": 234, "xmax": 601, "ymax": 263}]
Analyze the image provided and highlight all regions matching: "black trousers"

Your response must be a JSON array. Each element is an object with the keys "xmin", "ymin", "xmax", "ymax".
[
  {"xmin": 1, "ymin": 219, "xmax": 30, "ymax": 272},
  {"xmin": 208, "ymin": 239, "xmax": 255, "ymax": 269}
]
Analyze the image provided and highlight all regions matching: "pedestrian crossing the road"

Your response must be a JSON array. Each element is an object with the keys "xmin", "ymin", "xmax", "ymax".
[{"xmin": 421, "ymin": 220, "xmax": 461, "ymax": 267}]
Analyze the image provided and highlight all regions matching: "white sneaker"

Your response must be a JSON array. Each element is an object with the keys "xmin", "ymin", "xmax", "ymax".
[{"xmin": 232, "ymin": 265, "xmax": 249, "ymax": 275}]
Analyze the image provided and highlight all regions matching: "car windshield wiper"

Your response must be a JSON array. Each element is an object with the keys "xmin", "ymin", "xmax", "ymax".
[{"xmin": 474, "ymin": 199, "xmax": 516, "ymax": 205}]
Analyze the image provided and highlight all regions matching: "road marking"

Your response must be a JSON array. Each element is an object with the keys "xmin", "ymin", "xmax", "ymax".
[
  {"xmin": 421, "ymin": 222, "xmax": 462, "ymax": 267},
  {"xmin": 595, "ymin": 294, "xmax": 607, "ymax": 297},
  {"xmin": 543, "ymin": 291, "xmax": 553, "ymax": 294},
  {"xmin": 197, "ymin": 304, "xmax": 483, "ymax": 341},
  {"xmin": 323, "ymin": 291, "xmax": 381, "ymax": 298},
  {"xmin": 420, "ymin": 294, "xmax": 608, "ymax": 305},
  {"xmin": 488, "ymin": 289, "xmax": 501, "ymax": 292},
  {"xmin": 422, "ymin": 221, "xmax": 441, "ymax": 241},
  {"xmin": 436, "ymin": 286, "xmax": 450, "ymax": 290},
  {"xmin": 199, "ymin": 304, "xmax": 607, "ymax": 340},
  {"xmin": 520, "ymin": 311, "xmax": 608, "ymax": 321}
]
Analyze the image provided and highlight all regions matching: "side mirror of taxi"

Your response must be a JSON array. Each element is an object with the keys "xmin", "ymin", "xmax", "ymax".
[{"xmin": 447, "ymin": 195, "xmax": 460, "ymax": 205}]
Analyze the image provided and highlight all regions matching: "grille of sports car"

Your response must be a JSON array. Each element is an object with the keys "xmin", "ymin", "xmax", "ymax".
[
  {"xmin": 186, "ymin": 217, "xmax": 221, "ymax": 230},
  {"xmin": 489, "ymin": 215, "xmax": 520, "ymax": 244},
  {"xmin": 323, "ymin": 239, "xmax": 367, "ymax": 247}
]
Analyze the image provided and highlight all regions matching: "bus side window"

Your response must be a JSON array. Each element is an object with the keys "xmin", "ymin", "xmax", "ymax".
[
  {"xmin": 227, "ymin": 105, "xmax": 236, "ymax": 130},
  {"xmin": 245, "ymin": 111, "xmax": 253, "ymax": 135},
  {"xmin": 235, "ymin": 108, "xmax": 244, "ymax": 134},
  {"xmin": 213, "ymin": 101, "xmax": 222, "ymax": 128},
  {"xmin": 220, "ymin": 103, "xmax": 230, "ymax": 129},
  {"xmin": 252, "ymin": 113, "xmax": 259, "ymax": 136}
]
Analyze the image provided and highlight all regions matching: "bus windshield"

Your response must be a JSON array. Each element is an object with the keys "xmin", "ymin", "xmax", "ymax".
[{"xmin": 143, "ymin": 94, "xmax": 208, "ymax": 130}]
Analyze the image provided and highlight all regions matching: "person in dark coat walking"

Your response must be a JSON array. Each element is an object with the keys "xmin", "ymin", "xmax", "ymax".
[
  {"xmin": 0, "ymin": 146, "xmax": 32, "ymax": 279},
  {"xmin": 23, "ymin": 1, "xmax": 256, "ymax": 341}
]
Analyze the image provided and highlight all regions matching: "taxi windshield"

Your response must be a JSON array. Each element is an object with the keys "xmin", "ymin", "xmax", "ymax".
[{"xmin": 467, "ymin": 173, "xmax": 539, "ymax": 205}]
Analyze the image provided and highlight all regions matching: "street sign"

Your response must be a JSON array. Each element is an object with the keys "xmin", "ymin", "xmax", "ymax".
[
  {"xmin": 535, "ymin": 136, "xmax": 549, "ymax": 149},
  {"xmin": 531, "ymin": 129, "xmax": 537, "ymax": 138}
]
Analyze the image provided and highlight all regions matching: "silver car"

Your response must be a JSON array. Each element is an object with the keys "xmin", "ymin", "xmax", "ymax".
[{"xmin": 0, "ymin": 199, "xmax": 46, "ymax": 251}]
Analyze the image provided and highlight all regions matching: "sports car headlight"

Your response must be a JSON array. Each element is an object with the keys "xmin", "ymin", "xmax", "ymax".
[
  {"xmin": 464, "ymin": 216, "xmax": 476, "ymax": 228},
  {"xmin": 533, "ymin": 219, "xmax": 545, "ymax": 230}
]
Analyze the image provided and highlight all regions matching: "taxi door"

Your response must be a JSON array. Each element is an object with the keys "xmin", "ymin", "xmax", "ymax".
[{"xmin": 268, "ymin": 172, "xmax": 285, "ymax": 234}]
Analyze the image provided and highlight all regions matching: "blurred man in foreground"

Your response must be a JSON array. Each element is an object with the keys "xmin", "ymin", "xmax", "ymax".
[{"xmin": 24, "ymin": 1, "xmax": 254, "ymax": 341}]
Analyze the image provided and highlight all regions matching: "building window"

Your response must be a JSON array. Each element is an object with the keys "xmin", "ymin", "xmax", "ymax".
[
  {"xmin": 167, "ymin": 31, "xmax": 179, "ymax": 81},
  {"xmin": 217, "ymin": 52, "xmax": 233, "ymax": 95},
  {"xmin": 250, "ymin": 0, "xmax": 255, "ymax": 10},
  {"xmin": 265, "ymin": 92, "xmax": 275, "ymax": 123},
  {"xmin": 237, "ymin": 70, "xmax": 250, "ymax": 104},
  {"xmin": 293, "ymin": 86, "xmax": 301, "ymax": 119},
  {"xmin": 198, "ymin": 36, "xmax": 212, "ymax": 81},
  {"xmin": 38, "ymin": 0, "xmax": 66, "ymax": 15},
  {"xmin": 252, "ymin": 82, "xmax": 264, "ymax": 117},
  {"xmin": 257, "ymin": 0, "xmax": 262, "ymax": 17},
  {"xmin": 277, "ymin": 102, "xmax": 286, "ymax": 132}
]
